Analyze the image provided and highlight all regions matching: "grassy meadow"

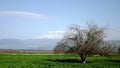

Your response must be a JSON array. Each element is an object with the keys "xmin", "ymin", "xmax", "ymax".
[{"xmin": 0, "ymin": 53, "xmax": 120, "ymax": 68}]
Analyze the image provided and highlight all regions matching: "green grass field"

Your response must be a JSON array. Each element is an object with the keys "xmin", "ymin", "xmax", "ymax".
[{"xmin": 0, "ymin": 54, "xmax": 120, "ymax": 68}]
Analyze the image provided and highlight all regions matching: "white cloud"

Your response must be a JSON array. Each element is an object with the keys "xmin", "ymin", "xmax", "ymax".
[
  {"xmin": 0, "ymin": 11, "xmax": 47, "ymax": 19},
  {"xmin": 33, "ymin": 29, "xmax": 120, "ymax": 40},
  {"xmin": 105, "ymin": 29, "xmax": 120, "ymax": 40},
  {"xmin": 34, "ymin": 29, "xmax": 120, "ymax": 40},
  {"xmin": 33, "ymin": 30, "xmax": 65, "ymax": 39}
]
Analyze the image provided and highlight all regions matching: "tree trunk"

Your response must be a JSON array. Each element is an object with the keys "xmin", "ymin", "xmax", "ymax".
[
  {"xmin": 80, "ymin": 53, "xmax": 87, "ymax": 64},
  {"xmin": 81, "ymin": 56, "xmax": 86, "ymax": 64}
]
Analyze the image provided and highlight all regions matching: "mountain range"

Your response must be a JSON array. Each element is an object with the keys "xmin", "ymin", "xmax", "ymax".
[
  {"xmin": 0, "ymin": 39, "xmax": 119, "ymax": 50},
  {"xmin": 0, "ymin": 39, "xmax": 60, "ymax": 50}
]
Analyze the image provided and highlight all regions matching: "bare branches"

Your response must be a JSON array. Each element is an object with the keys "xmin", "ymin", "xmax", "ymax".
[{"xmin": 53, "ymin": 23, "xmax": 116, "ymax": 63}]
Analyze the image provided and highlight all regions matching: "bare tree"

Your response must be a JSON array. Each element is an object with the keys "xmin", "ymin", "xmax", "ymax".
[
  {"xmin": 53, "ymin": 39, "xmax": 69, "ymax": 54},
  {"xmin": 118, "ymin": 47, "xmax": 120, "ymax": 55},
  {"xmin": 99, "ymin": 42, "xmax": 117, "ymax": 56},
  {"xmin": 54, "ymin": 23, "xmax": 107, "ymax": 64}
]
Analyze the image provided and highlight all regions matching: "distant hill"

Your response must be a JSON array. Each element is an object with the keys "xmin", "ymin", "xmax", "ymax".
[
  {"xmin": 0, "ymin": 39, "xmax": 60, "ymax": 50},
  {"xmin": 0, "ymin": 39, "xmax": 119, "ymax": 50}
]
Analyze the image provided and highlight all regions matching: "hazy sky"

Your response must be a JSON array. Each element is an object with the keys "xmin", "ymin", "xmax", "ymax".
[{"xmin": 0, "ymin": 0, "xmax": 120, "ymax": 40}]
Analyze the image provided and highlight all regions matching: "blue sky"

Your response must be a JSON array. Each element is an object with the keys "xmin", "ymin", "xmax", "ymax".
[{"xmin": 0, "ymin": 0, "xmax": 120, "ymax": 40}]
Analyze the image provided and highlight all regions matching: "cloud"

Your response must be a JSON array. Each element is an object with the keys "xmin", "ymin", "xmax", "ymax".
[
  {"xmin": 33, "ymin": 30, "xmax": 65, "ymax": 39},
  {"xmin": 34, "ymin": 29, "xmax": 120, "ymax": 40},
  {"xmin": 105, "ymin": 29, "xmax": 120, "ymax": 40},
  {"xmin": 0, "ymin": 11, "xmax": 47, "ymax": 19}
]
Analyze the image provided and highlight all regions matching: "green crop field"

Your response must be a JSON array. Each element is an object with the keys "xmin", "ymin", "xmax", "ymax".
[{"xmin": 0, "ymin": 54, "xmax": 120, "ymax": 68}]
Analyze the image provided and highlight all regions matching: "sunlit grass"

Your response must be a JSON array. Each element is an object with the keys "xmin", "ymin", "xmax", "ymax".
[{"xmin": 0, "ymin": 54, "xmax": 119, "ymax": 68}]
